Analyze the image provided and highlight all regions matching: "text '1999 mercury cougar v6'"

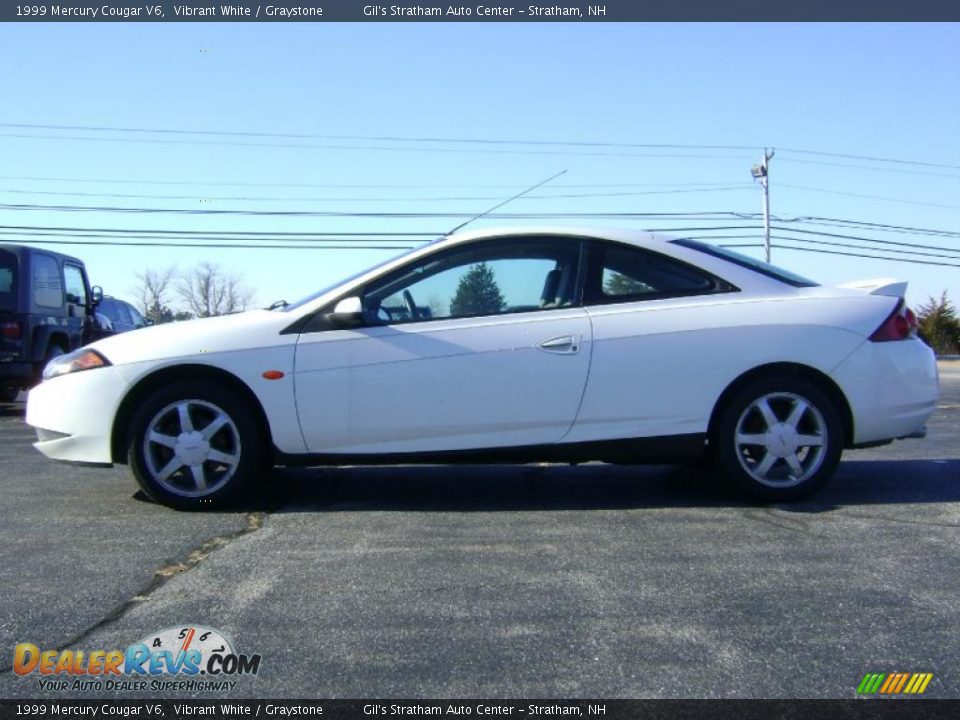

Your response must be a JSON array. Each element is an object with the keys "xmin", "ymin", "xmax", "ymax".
[{"xmin": 26, "ymin": 228, "xmax": 938, "ymax": 510}]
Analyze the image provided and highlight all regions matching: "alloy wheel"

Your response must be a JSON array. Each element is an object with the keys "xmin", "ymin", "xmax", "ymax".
[
  {"xmin": 733, "ymin": 392, "xmax": 827, "ymax": 488},
  {"xmin": 142, "ymin": 399, "xmax": 242, "ymax": 498}
]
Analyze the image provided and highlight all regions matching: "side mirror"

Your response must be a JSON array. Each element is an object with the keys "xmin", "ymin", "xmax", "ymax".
[
  {"xmin": 90, "ymin": 286, "xmax": 103, "ymax": 307},
  {"xmin": 328, "ymin": 296, "xmax": 363, "ymax": 328}
]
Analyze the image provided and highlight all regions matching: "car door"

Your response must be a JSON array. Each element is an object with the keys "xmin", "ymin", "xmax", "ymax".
[
  {"xmin": 294, "ymin": 236, "xmax": 592, "ymax": 454},
  {"xmin": 566, "ymin": 240, "xmax": 737, "ymax": 444},
  {"xmin": 62, "ymin": 263, "xmax": 92, "ymax": 347}
]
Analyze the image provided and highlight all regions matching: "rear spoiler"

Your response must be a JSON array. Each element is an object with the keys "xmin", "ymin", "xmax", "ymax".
[{"xmin": 836, "ymin": 278, "xmax": 907, "ymax": 299}]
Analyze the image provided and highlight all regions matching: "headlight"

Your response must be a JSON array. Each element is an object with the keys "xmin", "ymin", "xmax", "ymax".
[{"xmin": 42, "ymin": 348, "xmax": 112, "ymax": 381}]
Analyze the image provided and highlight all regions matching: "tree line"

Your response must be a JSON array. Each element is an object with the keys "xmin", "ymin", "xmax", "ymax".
[{"xmin": 132, "ymin": 262, "xmax": 254, "ymax": 323}]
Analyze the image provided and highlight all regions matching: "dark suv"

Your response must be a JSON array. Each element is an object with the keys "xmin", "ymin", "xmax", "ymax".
[
  {"xmin": 0, "ymin": 245, "xmax": 102, "ymax": 402},
  {"xmin": 97, "ymin": 296, "xmax": 149, "ymax": 335}
]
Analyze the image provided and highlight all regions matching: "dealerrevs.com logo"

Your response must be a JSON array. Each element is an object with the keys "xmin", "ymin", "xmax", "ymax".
[{"xmin": 14, "ymin": 625, "xmax": 262, "ymax": 692}]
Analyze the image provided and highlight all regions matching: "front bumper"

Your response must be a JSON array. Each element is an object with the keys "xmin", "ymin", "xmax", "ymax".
[{"xmin": 26, "ymin": 365, "xmax": 128, "ymax": 465}]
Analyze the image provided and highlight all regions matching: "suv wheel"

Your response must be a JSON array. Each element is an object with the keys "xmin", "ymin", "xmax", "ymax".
[
  {"xmin": 128, "ymin": 381, "xmax": 264, "ymax": 510},
  {"xmin": 714, "ymin": 377, "xmax": 843, "ymax": 502}
]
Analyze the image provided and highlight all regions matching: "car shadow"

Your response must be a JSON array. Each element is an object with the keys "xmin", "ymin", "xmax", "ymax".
[{"xmin": 238, "ymin": 458, "xmax": 960, "ymax": 514}]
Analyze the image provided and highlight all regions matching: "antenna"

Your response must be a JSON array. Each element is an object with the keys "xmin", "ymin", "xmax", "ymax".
[{"xmin": 444, "ymin": 169, "xmax": 567, "ymax": 236}]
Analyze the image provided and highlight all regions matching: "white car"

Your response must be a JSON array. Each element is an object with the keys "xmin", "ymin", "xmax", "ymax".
[{"xmin": 26, "ymin": 228, "xmax": 938, "ymax": 510}]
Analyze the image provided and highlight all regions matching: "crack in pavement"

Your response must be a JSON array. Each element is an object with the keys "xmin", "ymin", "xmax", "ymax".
[{"xmin": 0, "ymin": 511, "xmax": 267, "ymax": 676}]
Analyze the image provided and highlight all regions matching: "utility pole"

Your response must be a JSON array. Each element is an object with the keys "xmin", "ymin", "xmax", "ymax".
[{"xmin": 751, "ymin": 148, "xmax": 774, "ymax": 263}]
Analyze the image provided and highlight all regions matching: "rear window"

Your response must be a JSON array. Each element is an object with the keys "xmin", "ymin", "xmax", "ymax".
[
  {"xmin": 671, "ymin": 239, "xmax": 819, "ymax": 288},
  {"xmin": 33, "ymin": 254, "xmax": 64, "ymax": 308},
  {"xmin": 0, "ymin": 250, "xmax": 16, "ymax": 310}
]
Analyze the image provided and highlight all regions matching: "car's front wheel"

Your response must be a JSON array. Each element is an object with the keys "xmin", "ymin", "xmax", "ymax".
[
  {"xmin": 128, "ymin": 381, "xmax": 264, "ymax": 510},
  {"xmin": 713, "ymin": 377, "xmax": 843, "ymax": 501}
]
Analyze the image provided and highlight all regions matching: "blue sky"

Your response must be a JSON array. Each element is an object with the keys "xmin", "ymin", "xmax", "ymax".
[{"xmin": 1, "ymin": 22, "xmax": 957, "ymax": 309}]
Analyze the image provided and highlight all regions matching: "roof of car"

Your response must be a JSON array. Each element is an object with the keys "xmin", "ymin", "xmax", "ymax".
[
  {"xmin": 445, "ymin": 226, "xmax": 669, "ymax": 247},
  {"xmin": 0, "ymin": 243, "xmax": 86, "ymax": 266}
]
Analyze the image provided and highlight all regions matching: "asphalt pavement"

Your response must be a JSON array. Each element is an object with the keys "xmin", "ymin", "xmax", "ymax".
[{"xmin": 0, "ymin": 363, "xmax": 957, "ymax": 699}]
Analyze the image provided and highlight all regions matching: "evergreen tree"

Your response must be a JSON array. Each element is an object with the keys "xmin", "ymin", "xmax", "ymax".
[
  {"xmin": 604, "ymin": 271, "xmax": 653, "ymax": 297},
  {"xmin": 917, "ymin": 291, "xmax": 960, "ymax": 354},
  {"xmin": 449, "ymin": 262, "xmax": 505, "ymax": 317}
]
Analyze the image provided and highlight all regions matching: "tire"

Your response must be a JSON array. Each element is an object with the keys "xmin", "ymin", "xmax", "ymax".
[
  {"xmin": 127, "ymin": 380, "xmax": 264, "ymax": 510},
  {"xmin": 713, "ymin": 376, "xmax": 843, "ymax": 502},
  {"xmin": 0, "ymin": 386, "xmax": 19, "ymax": 403}
]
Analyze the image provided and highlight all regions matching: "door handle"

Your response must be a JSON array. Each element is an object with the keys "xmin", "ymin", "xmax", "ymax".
[{"xmin": 538, "ymin": 335, "xmax": 580, "ymax": 354}]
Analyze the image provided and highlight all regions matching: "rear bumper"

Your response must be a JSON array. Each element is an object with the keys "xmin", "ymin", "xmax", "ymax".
[
  {"xmin": 26, "ymin": 366, "xmax": 127, "ymax": 465},
  {"xmin": 831, "ymin": 339, "xmax": 939, "ymax": 445}
]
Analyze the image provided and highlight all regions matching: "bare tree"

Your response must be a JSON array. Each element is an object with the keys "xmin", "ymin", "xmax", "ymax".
[
  {"xmin": 177, "ymin": 262, "xmax": 255, "ymax": 318},
  {"xmin": 133, "ymin": 266, "xmax": 177, "ymax": 324}
]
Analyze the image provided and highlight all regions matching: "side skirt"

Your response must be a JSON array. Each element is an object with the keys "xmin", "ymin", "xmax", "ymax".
[{"xmin": 273, "ymin": 433, "xmax": 707, "ymax": 468}]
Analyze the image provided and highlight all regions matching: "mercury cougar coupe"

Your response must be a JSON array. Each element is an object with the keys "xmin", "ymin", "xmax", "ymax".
[{"xmin": 26, "ymin": 228, "xmax": 938, "ymax": 510}]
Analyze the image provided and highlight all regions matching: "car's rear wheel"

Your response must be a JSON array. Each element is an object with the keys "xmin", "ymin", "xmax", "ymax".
[
  {"xmin": 714, "ymin": 377, "xmax": 843, "ymax": 501},
  {"xmin": 128, "ymin": 381, "xmax": 263, "ymax": 510},
  {"xmin": 0, "ymin": 385, "xmax": 19, "ymax": 403}
]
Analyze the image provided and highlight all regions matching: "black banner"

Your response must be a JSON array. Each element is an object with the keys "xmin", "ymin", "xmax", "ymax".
[
  {"xmin": 1, "ymin": 0, "xmax": 959, "ymax": 22},
  {"xmin": 2, "ymin": 700, "xmax": 960, "ymax": 720}
]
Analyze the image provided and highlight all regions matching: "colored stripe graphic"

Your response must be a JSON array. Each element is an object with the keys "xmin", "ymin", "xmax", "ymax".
[
  {"xmin": 858, "ymin": 672, "xmax": 933, "ymax": 694},
  {"xmin": 858, "ymin": 673, "xmax": 886, "ymax": 694},
  {"xmin": 905, "ymin": 673, "xmax": 934, "ymax": 694}
]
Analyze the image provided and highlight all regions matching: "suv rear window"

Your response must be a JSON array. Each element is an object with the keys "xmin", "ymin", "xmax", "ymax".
[
  {"xmin": 671, "ymin": 239, "xmax": 819, "ymax": 288},
  {"xmin": 33, "ymin": 254, "xmax": 64, "ymax": 308},
  {"xmin": 0, "ymin": 250, "xmax": 16, "ymax": 311}
]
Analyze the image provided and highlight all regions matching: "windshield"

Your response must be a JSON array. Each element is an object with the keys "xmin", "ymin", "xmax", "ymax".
[
  {"xmin": 671, "ymin": 238, "xmax": 819, "ymax": 288},
  {"xmin": 0, "ymin": 250, "xmax": 17, "ymax": 311},
  {"xmin": 282, "ymin": 241, "xmax": 438, "ymax": 312}
]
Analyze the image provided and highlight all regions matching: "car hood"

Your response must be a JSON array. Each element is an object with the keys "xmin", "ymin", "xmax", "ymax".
[{"xmin": 88, "ymin": 310, "xmax": 293, "ymax": 365}]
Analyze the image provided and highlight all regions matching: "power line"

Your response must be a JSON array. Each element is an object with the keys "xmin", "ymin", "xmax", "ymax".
[
  {"xmin": 777, "ymin": 147, "xmax": 960, "ymax": 171},
  {"xmin": 777, "ymin": 157, "xmax": 960, "ymax": 179},
  {"xmin": 0, "ymin": 132, "xmax": 754, "ymax": 161},
  {"xmin": 0, "ymin": 202, "xmax": 766, "ymax": 219},
  {"xmin": 769, "ymin": 234, "xmax": 960, "ymax": 261},
  {"xmin": 1, "ymin": 237, "xmax": 417, "ymax": 251},
  {"xmin": 770, "ymin": 225, "xmax": 960, "ymax": 254},
  {"xmin": 0, "ymin": 224, "xmax": 441, "ymax": 237},
  {"xmin": 0, "ymin": 174, "xmax": 756, "ymax": 190},
  {"xmin": 771, "ymin": 243, "xmax": 960, "ymax": 268},
  {"xmin": 780, "ymin": 215, "xmax": 960, "ymax": 238},
  {"xmin": 777, "ymin": 182, "xmax": 960, "ymax": 210},
  {"xmin": 0, "ymin": 122, "xmax": 760, "ymax": 151},
  {"xmin": 0, "ymin": 184, "xmax": 754, "ymax": 204},
  {"xmin": 3, "ymin": 121, "xmax": 955, "ymax": 170}
]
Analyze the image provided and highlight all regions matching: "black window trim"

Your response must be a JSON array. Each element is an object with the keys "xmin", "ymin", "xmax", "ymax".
[
  {"xmin": 583, "ymin": 239, "xmax": 739, "ymax": 307},
  {"xmin": 670, "ymin": 238, "xmax": 819, "ymax": 288}
]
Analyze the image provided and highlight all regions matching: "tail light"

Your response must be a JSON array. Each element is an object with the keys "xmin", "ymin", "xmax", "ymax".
[
  {"xmin": 869, "ymin": 300, "xmax": 918, "ymax": 342},
  {"xmin": 1, "ymin": 321, "xmax": 20, "ymax": 340}
]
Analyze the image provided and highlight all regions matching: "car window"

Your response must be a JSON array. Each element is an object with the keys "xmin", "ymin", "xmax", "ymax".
[
  {"xmin": 127, "ymin": 303, "xmax": 146, "ymax": 327},
  {"xmin": 586, "ymin": 242, "xmax": 722, "ymax": 304},
  {"xmin": 63, "ymin": 264, "xmax": 88, "ymax": 307},
  {"xmin": 33, "ymin": 255, "xmax": 64, "ymax": 308},
  {"xmin": 99, "ymin": 299, "xmax": 122, "ymax": 324},
  {"xmin": 363, "ymin": 237, "xmax": 582, "ymax": 325},
  {"xmin": 0, "ymin": 250, "xmax": 16, "ymax": 311}
]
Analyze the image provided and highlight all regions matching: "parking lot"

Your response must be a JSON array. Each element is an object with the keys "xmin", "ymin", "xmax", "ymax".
[{"xmin": 0, "ymin": 363, "xmax": 957, "ymax": 699}]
